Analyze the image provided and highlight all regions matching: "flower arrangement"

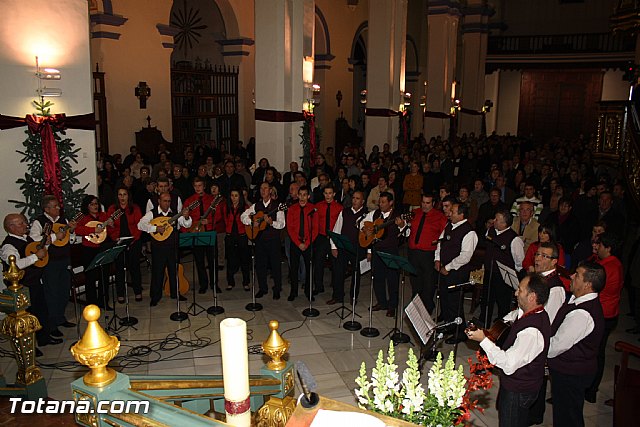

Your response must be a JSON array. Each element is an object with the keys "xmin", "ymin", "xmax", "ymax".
[{"xmin": 355, "ymin": 343, "xmax": 493, "ymax": 426}]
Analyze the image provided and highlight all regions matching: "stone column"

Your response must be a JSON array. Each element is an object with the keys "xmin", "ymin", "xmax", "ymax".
[
  {"xmin": 364, "ymin": 0, "xmax": 408, "ymax": 153},
  {"xmin": 425, "ymin": 1, "xmax": 460, "ymax": 141},
  {"xmin": 254, "ymin": 0, "xmax": 314, "ymax": 172},
  {"xmin": 459, "ymin": 0, "xmax": 492, "ymax": 136}
]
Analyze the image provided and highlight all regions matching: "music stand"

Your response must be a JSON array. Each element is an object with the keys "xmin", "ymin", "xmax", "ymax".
[
  {"xmin": 245, "ymin": 219, "xmax": 263, "ymax": 312},
  {"xmin": 116, "ymin": 236, "xmax": 137, "ymax": 328},
  {"xmin": 85, "ymin": 244, "xmax": 126, "ymax": 332},
  {"xmin": 179, "ymin": 232, "xmax": 218, "ymax": 316},
  {"xmin": 327, "ymin": 231, "xmax": 362, "ymax": 326},
  {"xmin": 360, "ymin": 245, "xmax": 379, "ymax": 338},
  {"xmin": 496, "ymin": 261, "xmax": 520, "ymax": 291},
  {"xmin": 377, "ymin": 251, "xmax": 417, "ymax": 345}
]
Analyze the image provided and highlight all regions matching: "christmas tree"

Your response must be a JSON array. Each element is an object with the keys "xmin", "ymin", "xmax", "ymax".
[{"xmin": 9, "ymin": 99, "xmax": 87, "ymax": 219}]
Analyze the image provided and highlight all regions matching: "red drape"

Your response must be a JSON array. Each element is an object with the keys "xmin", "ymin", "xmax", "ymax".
[{"xmin": 304, "ymin": 111, "xmax": 316, "ymax": 168}]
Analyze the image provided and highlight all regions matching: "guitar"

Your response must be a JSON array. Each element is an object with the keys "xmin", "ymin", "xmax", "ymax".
[
  {"xmin": 190, "ymin": 195, "xmax": 223, "ymax": 232},
  {"xmin": 25, "ymin": 223, "xmax": 51, "ymax": 268},
  {"xmin": 84, "ymin": 209, "xmax": 124, "ymax": 245},
  {"xmin": 149, "ymin": 199, "xmax": 201, "ymax": 242},
  {"xmin": 163, "ymin": 263, "xmax": 190, "ymax": 296},
  {"xmin": 359, "ymin": 212, "xmax": 414, "ymax": 248},
  {"xmin": 245, "ymin": 202, "xmax": 290, "ymax": 240},
  {"xmin": 466, "ymin": 320, "xmax": 511, "ymax": 349},
  {"xmin": 52, "ymin": 212, "xmax": 84, "ymax": 247}
]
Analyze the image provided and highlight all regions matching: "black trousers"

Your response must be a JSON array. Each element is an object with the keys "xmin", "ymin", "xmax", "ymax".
[
  {"xmin": 331, "ymin": 248, "xmax": 364, "ymax": 302},
  {"xmin": 225, "ymin": 234, "xmax": 250, "ymax": 286},
  {"xmin": 151, "ymin": 243, "xmax": 177, "ymax": 303},
  {"xmin": 115, "ymin": 239, "xmax": 142, "ymax": 297},
  {"xmin": 25, "ymin": 280, "xmax": 51, "ymax": 346},
  {"xmin": 42, "ymin": 257, "xmax": 71, "ymax": 327},
  {"xmin": 408, "ymin": 249, "xmax": 436, "ymax": 312},
  {"xmin": 497, "ymin": 386, "xmax": 538, "ymax": 427},
  {"xmin": 82, "ymin": 244, "xmax": 111, "ymax": 308},
  {"xmin": 437, "ymin": 268, "xmax": 468, "ymax": 325},
  {"xmin": 527, "ymin": 376, "xmax": 547, "ymax": 425},
  {"xmin": 587, "ymin": 316, "xmax": 618, "ymax": 397},
  {"xmin": 480, "ymin": 270, "xmax": 514, "ymax": 326},
  {"xmin": 550, "ymin": 369, "xmax": 594, "ymax": 427},
  {"xmin": 193, "ymin": 245, "xmax": 215, "ymax": 291},
  {"xmin": 255, "ymin": 237, "xmax": 281, "ymax": 293},
  {"xmin": 289, "ymin": 241, "xmax": 311, "ymax": 298},
  {"xmin": 313, "ymin": 235, "xmax": 331, "ymax": 292},
  {"xmin": 372, "ymin": 250, "xmax": 399, "ymax": 309}
]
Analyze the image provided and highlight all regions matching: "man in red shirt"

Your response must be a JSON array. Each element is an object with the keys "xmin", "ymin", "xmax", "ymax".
[
  {"xmin": 313, "ymin": 184, "xmax": 343, "ymax": 295},
  {"xmin": 405, "ymin": 194, "xmax": 447, "ymax": 312},
  {"xmin": 586, "ymin": 231, "xmax": 623, "ymax": 403},
  {"xmin": 286, "ymin": 186, "xmax": 318, "ymax": 301}
]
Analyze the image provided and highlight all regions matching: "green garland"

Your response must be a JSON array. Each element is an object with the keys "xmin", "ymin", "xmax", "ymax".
[
  {"xmin": 299, "ymin": 120, "xmax": 321, "ymax": 177},
  {"xmin": 9, "ymin": 100, "xmax": 87, "ymax": 219}
]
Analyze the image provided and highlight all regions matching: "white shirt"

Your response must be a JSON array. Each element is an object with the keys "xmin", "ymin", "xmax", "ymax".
[
  {"xmin": 145, "ymin": 195, "xmax": 183, "ymax": 213},
  {"xmin": 0, "ymin": 233, "xmax": 39, "ymax": 269},
  {"xmin": 481, "ymin": 308, "xmax": 546, "ymax": 376},
  {"xmin": 360, "ymin": 209, "xmax": 407, "ymax": 254},
  {"xmin": 503, "ymin": 269, "xmax": 566, "ymax": 325},
  {"xmin": 240, "ymin": 200, "xmax": 286, "ymax": 230},
  {"xmin": 137, "ymin": 207, "xmax": 192, "ymax": 233},
  {"xmin": 548, "ymin": 293, "xmax": 598, "ymax": 359},
  {"xmin": 434, "ymin": 219, "xmax": 478, "ymax": 271},
  {"xmin": 330, "ymin": 207, "xmax": 366, "ymax": 250},
  {"xmin": 487, "ymin": 227, "xmax": 525, "ymax": 272},
  {"xmin": 30, "ymin": 213, "xmax": 74, "ymax": 244}
]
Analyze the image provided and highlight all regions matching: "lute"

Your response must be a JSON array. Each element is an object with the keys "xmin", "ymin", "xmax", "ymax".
[
  {"xmin": 359, "ymin": 212, "xmax": 414, "ymax": 248},
  {"xmin": 52, "ymin": 212, "xmax": 84, "ymax": 247},
  {"xmin": 84, "ymin": 209, "xmax": 124, "ymax": 245},
  {"xmin": 25, "ymin": 223, "xmax": 51, "ymax": 267},
  {"xmin": 245, "ymin": 201, "xmax": 290, "ymax": 240},
  {"xmin": 149, "ymin": 199, "xmax": 201, "ymax": 242}
]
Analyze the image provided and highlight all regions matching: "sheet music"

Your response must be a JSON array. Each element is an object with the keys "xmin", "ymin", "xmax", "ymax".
[
  {"xmin": 496, "ymin": 261, "xmax": 520, "ymax": 290},
  {"xmin": 359, "ymin": 258, "xmax": 371, "ymax": 274},
  {"xmin": 404, "ymin": 295, "xmax": 436, "ymax": 345}
]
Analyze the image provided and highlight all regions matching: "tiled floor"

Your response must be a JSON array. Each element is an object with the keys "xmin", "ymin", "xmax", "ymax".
[{"xmin": 1, "ymin": 255, "xmax": 638, "ymax": 426}]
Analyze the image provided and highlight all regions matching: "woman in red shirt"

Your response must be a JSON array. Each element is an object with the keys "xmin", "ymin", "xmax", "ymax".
[
  {"xmin": 523, "ymin": 223, "xmax": 566, "ymax": 271},
  {"xmin": 75, "ymin": 195, "xmax": 113, "ymax": 308},
  {"xmin": 107, "ymin": 187, "xmax": 143, "ymax": 303},
  {"xmin": 224, "ymin": 188, "xmax": 250, "ymax": 290}
]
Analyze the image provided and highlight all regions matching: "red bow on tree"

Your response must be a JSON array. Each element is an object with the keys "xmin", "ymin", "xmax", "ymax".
[{"xmin": 304, "ymin": 110, "xmax": 316, "ymax": 168}]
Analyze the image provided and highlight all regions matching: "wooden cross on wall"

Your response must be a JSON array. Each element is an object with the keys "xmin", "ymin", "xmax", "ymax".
[{"xmin": 135, "ymin": 81, "xmax": 151, "ymax": 109}]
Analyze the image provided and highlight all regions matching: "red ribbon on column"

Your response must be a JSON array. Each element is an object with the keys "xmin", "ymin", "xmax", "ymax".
[
  {"xmin": 25, "ymin": 114, "xmax": 65, "ymax": 206},
  {"xmin": 304, "ymin": 111, "xmax": 316, "ymax": 169},
  {"xmin": 399, "ymin": 110, "xmax": 408, "ymax": 145}
]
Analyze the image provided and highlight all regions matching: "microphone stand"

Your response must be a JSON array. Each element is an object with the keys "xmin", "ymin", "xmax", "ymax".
[
  {"xmin": 483, "ymin": 233, "xmax": 500, "ymax": 328},
  {"xmin": 245, "ymin": 213, "xmax": 263, "ymax": 312},
  {"xmin": 343, "ymin": 235, "xmax": 363, "ymax": 331},
  {"xmin": 208, "ymin": 229, "xmax": 224, "ymax": 315},
  {"xmin": 170, "ymin": 220, "xmax": 188, "ymax": 322},
  {"xmin": 118, "ymin": 237, "xmax": 138, "ymax": 328},
  {"xmin": 361, "ymin": 240, "xmax": 380, "ymax": 338},
  {"xmin": 302, "ymin": 209, "xmax": 319, "ymax": 318}
]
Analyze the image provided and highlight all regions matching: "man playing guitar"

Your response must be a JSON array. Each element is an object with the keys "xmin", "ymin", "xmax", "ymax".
[
  {"xmin": 30, "ymin": 195, "xmax": 77, "ymax": 338},
  {"xmin": 241, "ymin": 182, "xmax": 286, "ymax": 299},
  {"xmin": 138, "ymin": 192, "xmax": 192, "ymax": 306}
]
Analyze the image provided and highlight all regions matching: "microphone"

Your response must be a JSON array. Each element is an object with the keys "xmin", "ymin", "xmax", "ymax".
[
  {"xmin": 307, "ymin": 208, "xmax": 318, "ymax": 216},
  {"xmin": 295, "ymin": 361, "xmax": 319, "ymax": 408},
  {"xmin": 447, "ymin": 279, "xmax": 475, "ymax": 289},
  {"xmin": 485, "ymin": 235, "xmax": 507, "ymax": 250},
  {"xmin": 435, "ymin": 317, "xmax": 463, "ymax": 330}
]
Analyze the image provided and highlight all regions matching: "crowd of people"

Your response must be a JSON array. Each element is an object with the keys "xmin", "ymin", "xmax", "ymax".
[{"xmin": 1, "ymin": 131, "xmax": 638, "ymax": 426}]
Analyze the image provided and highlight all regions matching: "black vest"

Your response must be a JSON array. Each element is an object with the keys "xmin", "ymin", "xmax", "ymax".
[
  {"xmin": 2, "ymin": 235, "xmax": 43, "ymax": 286},
  {"xmin": 341, "ymin": 207, "xmax": 368, "ymax": 251},
  {"xmin": 548, "ymin": 296, "xmax": 604, "ymax": 375},
  {"xmin": 484, "ymin": 227, "xmax": 518, "ymax": 272},
  {"xmin": 440, "ymin": 220, "xmax": 474, "ymax": 274},
  {"xmin": 254, "ymin": 200, "xmax": 280, "ymax": 241},
  {"xmin": 150, "ymin": 192, "xmax": 179, "ymax": 214},
  {"xmin": 372, "ymin": 209, "xmax": 400, "ymax": 252},
  {"xmin": 35, "ymin": 214, "xmax": 70, "ymax": 260},
  {"xmin": 151, "ymin": 209, "xmax": 178, "ymax": 247},
  {"xmin": 500, "ymin": 309, "xmax": 550, "ymax": 393}
]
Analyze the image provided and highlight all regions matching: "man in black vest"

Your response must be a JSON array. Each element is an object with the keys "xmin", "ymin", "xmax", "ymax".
[
  {"xmin": 479, "ymin": 209, "xmax": 524, "ymax": 328},
  {"xmin": 468, "ymin": 273, "xmax": 551, "ymax": 427},
  {"xmin": 145, "ymin": 176, "xmax": 182, "ymax": 214},
  {"xmin": 547, "ymin": 261, "xmax": 605, "ymax": 427},
  {"xmin": 330, "ymin": 191, "xmax": 368, "ymax": 304},
  {"xmin": 138, "ymin": 192, "xmax": 192, "ymax": 306},
  {"xmin": 1, "ymin": 213, "xmax": 62, "ymax": 352},
  {"xmin": 505, "ymin": 241, "xmax": 565, "ymax": 426},
  {"xmin": 361, "ymin": 192, "xmax": 406, "ymax": 318},
  {"xmin": 30, "ymin": 195, "xmax": 77, "ymax": 340},
  {"xmin": 241, "ymin": 182, "xmax": 286, "ymax": 299},
  {"xmin": 434, "ymin": 202, "xmax": 478, "ymax": 344}
]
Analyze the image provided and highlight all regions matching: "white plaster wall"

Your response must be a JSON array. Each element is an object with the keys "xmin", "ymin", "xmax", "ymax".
[
  {"xmin": 602, "ymin": 69, "xmax": 631, "ymax": 101},
  {"xmin": 0, "ymin": 0, "xmax": 96, "ymax": 218}
]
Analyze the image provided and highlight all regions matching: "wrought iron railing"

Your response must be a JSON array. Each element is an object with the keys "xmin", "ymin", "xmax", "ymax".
[{"xmin": 488, "ymin": 32, "xmax": 635, "ymax": 55}]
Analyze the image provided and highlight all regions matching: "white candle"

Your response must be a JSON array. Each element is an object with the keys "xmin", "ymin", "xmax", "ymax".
[{"xmin": 220, "ymin": 318, "xmax": 251, "ymax": 426}]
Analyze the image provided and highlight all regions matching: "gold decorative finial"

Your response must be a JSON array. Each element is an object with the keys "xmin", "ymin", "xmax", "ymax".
[
  {"xmin": 4, "ymin": 255, "xmax": 24, "ymax": 292},
  {"xmin": 262, "ymin": 320, "xmax": 289, "ymax": 371},
  {"xmin": 71, "ymin": 305, "xmax": 120, "ymax": 387}
]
